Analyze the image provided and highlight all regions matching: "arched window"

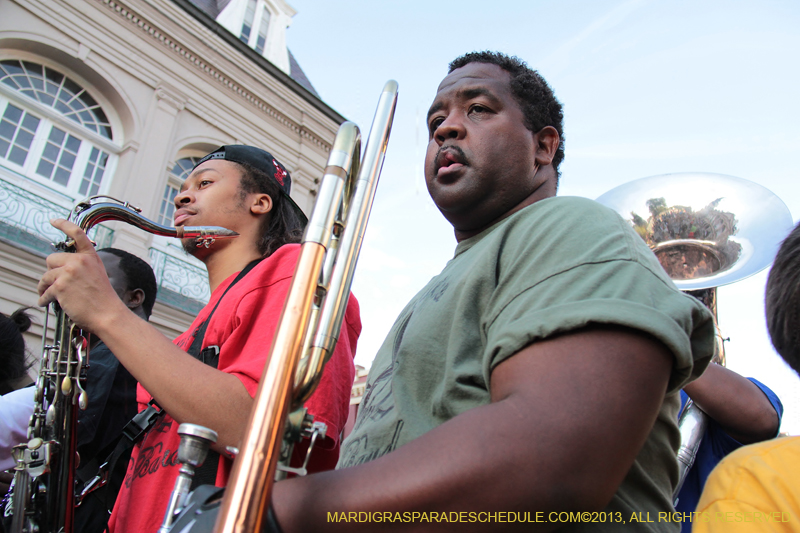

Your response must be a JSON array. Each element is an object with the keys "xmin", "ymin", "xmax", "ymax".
[
  {"xmin": 0, "ymin": 60, "xmax": 117, "ymax": 199},
  {"xmin": 150, "ymin": 155, "xmax": 209, "ymax": 308},
  {"xmin": 157, "ymin": 157, "xmax": 199, "ymax": 226}
]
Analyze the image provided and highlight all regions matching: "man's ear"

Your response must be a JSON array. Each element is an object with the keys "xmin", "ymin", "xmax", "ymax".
[
  {"xmin": 251, "ymin": 193, "xmax": 273, "ymax": 216},
  {"xmin": 127, "ymin": 288, "xmax": 145, "ymax": 310},
  {"xmin": 534, "ymin": 126, "xmax": 560, "ymax": 167}
]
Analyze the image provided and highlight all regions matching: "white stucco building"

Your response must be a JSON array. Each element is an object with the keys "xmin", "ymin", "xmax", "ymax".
[{"xmin": 0, "ymin": 0, "xmax": 344, "ymax": 354}]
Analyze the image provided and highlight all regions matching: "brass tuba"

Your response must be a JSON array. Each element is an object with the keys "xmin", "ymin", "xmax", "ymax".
[
  {"xmin": 596, "ymin": 172, "xmax": 793, "ymax": 501},
  {"xmin": 8, "ymin": 197, "xmax": 237, "ymax": 533}
]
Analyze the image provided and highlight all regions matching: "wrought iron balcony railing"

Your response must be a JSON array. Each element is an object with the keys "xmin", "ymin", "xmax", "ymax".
[
  {"xmin": 149, "ymin": 248, "xmax": 209, "ymax": 313},
  {"xmin": 0, "ymin": 174, "xmax": 208, "ymax": 314},
  {"xmin": 0, "ymin": 175, "xmax": 113, "ymax": 253}
]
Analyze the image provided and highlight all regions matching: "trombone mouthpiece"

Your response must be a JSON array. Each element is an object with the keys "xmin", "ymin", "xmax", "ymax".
[{"xmin": 178, "ymin": 226, "xmax": 239, "ymax": 239}]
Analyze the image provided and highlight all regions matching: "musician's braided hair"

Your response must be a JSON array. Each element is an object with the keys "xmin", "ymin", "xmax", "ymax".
[
  {"xmin": 448, "ymin": 51, "xmax": 565, "ymax": 184},
  {"xmin": 765, "ymin": 221, "xmax": 800, "ymax": 375},
  {"xmin": 98, "ymin": 248, "xmax": 158, "ymax": 318},
  {"xmin": 0, "ymin": 307, "xmax": 33, "ymax": 394},
  {"xmin": 236, "ymin": 161, "xmax": 305, "ymax": 257}
]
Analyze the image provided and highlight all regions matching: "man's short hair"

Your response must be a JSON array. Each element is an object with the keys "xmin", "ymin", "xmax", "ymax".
[
  {"xmin": 449, "ymin": 51, "xmax": 565, "ymax": 180},
  {"xmin": 98, "ymin": 248, "xmax": 158, "ymax": 319},
  {"xmin": 236, "ymin": 161, "xmax": 305, "ymax": 257},
  {"xmin": 765, "ymin": 221, "xmax": 800, "ymax": 375}
]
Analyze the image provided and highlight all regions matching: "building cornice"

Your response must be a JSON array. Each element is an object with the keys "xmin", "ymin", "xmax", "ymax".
[{"xmin": 95, "ymin": 0, "xmax": 344, "ymax": 151}]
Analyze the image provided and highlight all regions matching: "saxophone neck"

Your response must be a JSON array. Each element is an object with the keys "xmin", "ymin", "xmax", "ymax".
[{"xmin": 55, "ymin": 197, "xmax": 238, "ymax": 251}]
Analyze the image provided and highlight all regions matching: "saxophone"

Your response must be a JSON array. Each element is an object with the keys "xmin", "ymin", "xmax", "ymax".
[{"xmin": 6, "ymin": 197, "xmax": 237, "ymax": 533}]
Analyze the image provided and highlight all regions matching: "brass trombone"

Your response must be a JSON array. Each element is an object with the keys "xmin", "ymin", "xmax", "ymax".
[{"xmin": 211, "ymin": 80, "xmax": 399, "ymax": 533}]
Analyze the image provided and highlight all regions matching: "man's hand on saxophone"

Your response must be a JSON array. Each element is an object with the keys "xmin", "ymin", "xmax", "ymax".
[
  {"xmin": 37, "ymin": 218, "xmax": 126, "ymax": 333},
  {"xmin": 36, "ymin": 216, "xmax": 254, "ymax": 455}
]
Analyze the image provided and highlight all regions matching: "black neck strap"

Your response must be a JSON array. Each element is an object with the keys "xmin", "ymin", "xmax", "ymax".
[
  {"xmin": 186, "ymin": 257, "xmax": 262, "ymax": 490},
  {"xmin": 186, "ymin": 258, "xmax": 262, "ymax": 362}
]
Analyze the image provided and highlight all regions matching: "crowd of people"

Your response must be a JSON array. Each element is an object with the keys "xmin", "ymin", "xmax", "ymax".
[{"xmin": 0, "ymin": 50, "xmax": 796, "ymax": 532}]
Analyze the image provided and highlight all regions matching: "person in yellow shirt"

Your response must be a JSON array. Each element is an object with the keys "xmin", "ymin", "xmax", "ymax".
[{"xmin": 693, "ymin": 221, "xmax": 800, "ymax": 532}]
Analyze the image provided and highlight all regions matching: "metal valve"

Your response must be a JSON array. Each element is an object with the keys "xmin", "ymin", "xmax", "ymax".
[{"xmin": 158, "ymin": 424, "xmax": 218, "ymax": 533}]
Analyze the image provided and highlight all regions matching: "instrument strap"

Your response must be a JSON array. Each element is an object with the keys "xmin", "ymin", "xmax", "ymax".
[
  {"xmin": 76, "ymin": 398, "xmax": 164, "ymax": 517},
  {"xmin": 185, "ymin": 257, "xmax": 262, "ymax": 490}
]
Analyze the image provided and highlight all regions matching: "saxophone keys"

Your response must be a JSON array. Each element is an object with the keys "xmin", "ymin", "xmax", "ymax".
[
  {"xmin": 78, "ymin": 389, "xmax": 88, "ymax": 410},
  {"xmin": 61, "ymin": 376, "xmax": 72, "ymax": 395},
  {"xmin": 73, "ymin": 334, "xmax": 88, "ymax": 351},
  {"xmin": 45, "ymin": 404, "xmax": 55, "ymax": 427},
  {"xmin": 59, "ymin": 237, "xmax": 97, "ymax": 251}
]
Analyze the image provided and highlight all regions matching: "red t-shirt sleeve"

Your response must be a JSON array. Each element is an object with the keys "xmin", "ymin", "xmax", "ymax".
[
  {"xmin": 216, "ymin": 278, "xmax": 290, "ymax": 397},
  {"xmin": 291, "ymin": 293, "xmax": 360, "ymax": 472},
  {"xmin": 210, "ymin": 247, "xmax": 361, "ymax": 473},
  {"xmin": 305, "ymin": 293, "xmax": 361, "ymax": 444}
]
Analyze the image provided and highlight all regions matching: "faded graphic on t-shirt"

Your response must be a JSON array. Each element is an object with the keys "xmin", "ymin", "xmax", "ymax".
[{"xmin": 340, "ymin": 278, "xmax": 450, "ymax": 467}]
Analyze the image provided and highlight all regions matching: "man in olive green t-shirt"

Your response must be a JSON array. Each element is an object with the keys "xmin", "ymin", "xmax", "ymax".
[{"xmin": 270, "ymin": 51, "xmax": 715, "ymax": 532}]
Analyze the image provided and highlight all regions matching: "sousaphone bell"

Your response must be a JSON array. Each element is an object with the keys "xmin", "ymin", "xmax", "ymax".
[{"xmin": 596, "ymin": 172, "xmax": 792, "ymax": 501}]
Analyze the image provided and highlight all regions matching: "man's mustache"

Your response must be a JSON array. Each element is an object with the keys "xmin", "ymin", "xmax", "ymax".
[{"xmin": 434, "ymin": 145, "xmax": 469, "ymax": 170}]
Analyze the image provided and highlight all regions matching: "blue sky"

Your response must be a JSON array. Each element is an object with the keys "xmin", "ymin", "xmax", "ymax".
[{"xmin": 286, "ymin": 0, "xmax": 800, "ymax": 434}]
